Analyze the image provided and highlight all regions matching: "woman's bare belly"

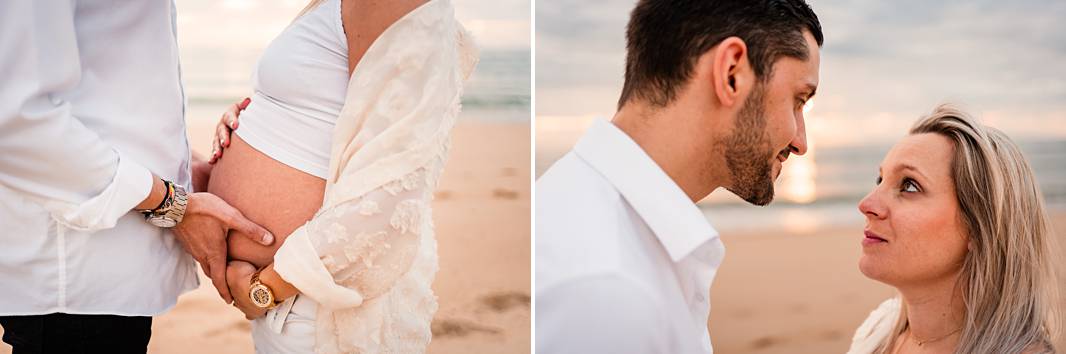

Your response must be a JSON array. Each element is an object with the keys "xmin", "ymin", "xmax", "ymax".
[{"xmin": 208, "ymin": 133, "xmax": 326, "ymax": 268}]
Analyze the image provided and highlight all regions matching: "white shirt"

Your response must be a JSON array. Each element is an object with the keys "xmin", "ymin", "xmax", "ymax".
[
  {"xmin": 535, "ymin": 119, "xmax": 726, "ymax": 354},
  {"xmin": 0, "ymin": 1, "xmax": 198, "ymax": 316}
]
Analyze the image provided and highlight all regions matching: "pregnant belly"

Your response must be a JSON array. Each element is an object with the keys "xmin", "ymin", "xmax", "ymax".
[{"xmin": 207, "ymin": 133, "xmax": 326, "ymax": 268}]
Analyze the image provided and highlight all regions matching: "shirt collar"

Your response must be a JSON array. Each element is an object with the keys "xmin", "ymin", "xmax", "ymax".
[{"xmin": 574, "ymin": 119, "xmax": 719, "ymax": 262}]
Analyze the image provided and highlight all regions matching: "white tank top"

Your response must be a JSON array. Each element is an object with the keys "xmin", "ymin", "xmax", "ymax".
[{"xmin": 235, "ymin": 0, "xmax": 348, "ymax": 179}]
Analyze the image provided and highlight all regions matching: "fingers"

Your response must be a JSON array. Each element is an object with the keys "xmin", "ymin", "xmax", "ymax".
[
  {"xmin": 210, "ymin": 125, "xmax": 223, "ymax": 164},
  {"xmin": 211, "ymin": 97, "xmax": 248, "ymax": 165},
  {"xmin": 193, "ymin": 193, "xmax": 273, "ymax": 245},
  {"xmin": 209, "ymin": 257, "xmax": 233, "ymax": 303},
  {"xmin": 225, "ymin": 261, "xmax": 246, "ymax": 302},
  {"xmin": 215, "ymin": 120, "xmax": 231, "ymax": 163},
  {"xmin": 218, "ymin": 119, "xmax": 231, "ymax": 148},
  {"xmin": 226, "ymin": 97, "xmax": 250, "ymax": 130},
  {"xmin": 214, "ymin": 203, "xmax": 272, "ymax": 245},
  {"xmin": 224, "ymin": 208, "xmax": 274, "ymax": 246},
  {"xmin": 228, "ymin": 260, "xmax": 255, "ymax": 273}
]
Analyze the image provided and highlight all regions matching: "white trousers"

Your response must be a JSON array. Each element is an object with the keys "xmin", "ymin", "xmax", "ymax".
[{"xmin": 251, "ymin": 294, "xmax": 319, "ymax": 353}]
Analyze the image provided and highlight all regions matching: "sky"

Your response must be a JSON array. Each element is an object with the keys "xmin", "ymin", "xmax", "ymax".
[
  {"xmin": 176, "ymin": 0, "xmax": 530, "ymax": 51},
  {"xmin": 535, "ymin": 0, "xmax": 1066, "ymax": 146},
  {"xmin": 173, "ymin": 0, "xmax": 531, "ymax": 111}
]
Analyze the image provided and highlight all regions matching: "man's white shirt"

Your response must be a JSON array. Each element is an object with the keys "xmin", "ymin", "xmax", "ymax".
[
  {"xmin": 0, "ymin": 1, "xmax": 198, "ymax": 316},
  {"xmin": 536, "ymin": 119, "xmax": 726, "ymax": 354}
]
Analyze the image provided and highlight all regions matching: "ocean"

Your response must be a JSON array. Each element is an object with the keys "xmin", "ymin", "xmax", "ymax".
[{"xmin": 179, "ymin": 47, "xmax": 530, "ymax": 124}]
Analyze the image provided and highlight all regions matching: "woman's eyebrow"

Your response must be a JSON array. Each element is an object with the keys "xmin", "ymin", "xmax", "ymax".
[
  {"xmin": 895, "ymin": 163, "xmax": 929, "ymax": 181},
  {"xmin": 877, "ymin": 163, "xmax": 929, "ymax": 181}
]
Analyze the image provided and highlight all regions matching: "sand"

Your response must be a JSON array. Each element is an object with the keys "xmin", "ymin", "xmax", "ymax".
[
  {"xmin": 0, "ymin": 118, "xmax": 531, "ymax": 354},
  {"xmin": 707, "ymin": 210, "xmax": 1066, "ymax": 353}
]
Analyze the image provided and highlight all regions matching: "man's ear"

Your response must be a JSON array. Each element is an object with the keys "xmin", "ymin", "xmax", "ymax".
[{"xmin": 710, "ymin": 37, "xmax": 753, "ymax": 109}]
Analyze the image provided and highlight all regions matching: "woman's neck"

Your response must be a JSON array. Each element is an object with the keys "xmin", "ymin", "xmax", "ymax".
[{"xmin": 896, "ymin": 275, "xmax": 967, "ymax": 351}]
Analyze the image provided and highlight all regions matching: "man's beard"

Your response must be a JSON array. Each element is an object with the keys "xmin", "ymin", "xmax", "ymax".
[{"xmin": 720, "ymin": 84, "xmax": 776, "ymax": 206}]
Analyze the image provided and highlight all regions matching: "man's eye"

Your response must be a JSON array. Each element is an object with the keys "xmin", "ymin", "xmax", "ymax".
[{"xmin": 901, "ymin": 178, "xmax": 920, "ymax": 193}]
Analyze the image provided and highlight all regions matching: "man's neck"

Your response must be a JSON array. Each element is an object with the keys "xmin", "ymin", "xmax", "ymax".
[
  {"xmin": 897, "ymin": 275, "xmax": 966, "ymax": 349},
  {"xmin": 611, "ymin": 104, "xmax": 727, "ymax": 202}
]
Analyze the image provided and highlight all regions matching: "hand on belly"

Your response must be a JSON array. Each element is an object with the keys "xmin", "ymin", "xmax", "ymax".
[{"xmin": 208, "ymin": 133, "xmax": 326, "ymax": 268}]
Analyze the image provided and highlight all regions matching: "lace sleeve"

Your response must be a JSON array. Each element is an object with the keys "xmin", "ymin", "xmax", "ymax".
[
  {"xmin": 272, "ymin": 3, "xmax": 476, "ymax": 313},
  {"xmin": 308, "ymin": 167, "xmax": 429, "ymax": 301}
]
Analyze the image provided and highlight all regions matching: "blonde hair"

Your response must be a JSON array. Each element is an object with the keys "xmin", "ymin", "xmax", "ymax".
[{"xmin": 876, "ymin": 104, "xmax": 1061, "ymax": 353}]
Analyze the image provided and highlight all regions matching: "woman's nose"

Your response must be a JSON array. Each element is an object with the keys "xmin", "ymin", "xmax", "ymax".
[{"xmin": 858, "ymin": 188, "xmax": 886, "ymax": 219}]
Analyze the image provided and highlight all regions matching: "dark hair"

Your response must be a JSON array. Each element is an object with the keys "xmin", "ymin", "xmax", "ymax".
[{"xmin": 618, "ymin": 0, "xmax": 823, "ymax": 108}]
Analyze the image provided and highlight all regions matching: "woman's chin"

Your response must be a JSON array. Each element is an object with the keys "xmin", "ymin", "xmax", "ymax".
[{"xmin": 858, "ymin": 255, "xmax": 892, "ymax": 284}]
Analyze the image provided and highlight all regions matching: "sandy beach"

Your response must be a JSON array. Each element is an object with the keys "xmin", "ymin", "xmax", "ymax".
[
  {"xmin": 0, "ymin": 118, "xmax": 531, "ymax": 354},
  {"xmin": 707, "ymin": 210, "xmax": 1066, "ymax": 353}
]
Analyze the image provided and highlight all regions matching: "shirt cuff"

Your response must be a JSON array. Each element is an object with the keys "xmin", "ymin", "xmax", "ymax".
[
  {"xmin": 41, "ymin": 153, "xmax": 153, "ymax": 232},
  {"xmin": 274, "ymin": 225, "xmax": 365, "ymax": 311}
]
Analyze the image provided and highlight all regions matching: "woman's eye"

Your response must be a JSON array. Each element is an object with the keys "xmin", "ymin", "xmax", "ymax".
[
  {"xmin": 875, "ymin": 176, "xmax": 883, "ymax": 185},
  {"xmin": 901, "ymin": 178, "xmax": 920, "ymax": 193}
]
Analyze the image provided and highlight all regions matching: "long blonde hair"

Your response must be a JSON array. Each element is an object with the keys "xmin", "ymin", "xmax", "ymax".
[{"xmin": 877, "ymin": 104, "xmax": 1061, "ymax": 353}]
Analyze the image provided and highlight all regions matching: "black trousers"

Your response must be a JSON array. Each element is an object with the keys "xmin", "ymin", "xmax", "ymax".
[{"xmin": 0, "ymin": 313, "xmax": 151, "ymax": 354}]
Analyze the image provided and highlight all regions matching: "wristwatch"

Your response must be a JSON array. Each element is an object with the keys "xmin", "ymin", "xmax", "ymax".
[
  {"xmin": 143, "ymin": 179, "xmax": 188, "ymax": 228},
  {"xmin": 249, "ymin": 269, "xmax": 280, "ymax": 309}
]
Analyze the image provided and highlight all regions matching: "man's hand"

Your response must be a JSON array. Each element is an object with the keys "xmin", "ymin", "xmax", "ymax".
[
  {"xmin": 173, "ymin": 193, "xmax": 274, "ymax": 303},
  {"xmin": 227, "ymin": 260, "xmax": 268, "ymax": 320}
]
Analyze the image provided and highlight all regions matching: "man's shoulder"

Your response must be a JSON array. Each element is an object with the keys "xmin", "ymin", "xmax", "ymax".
[
  {"xmin": 535, "ymin": 151, "xmax": 626, "ymax": 222},
  {"xmin": 535, "ymin": 151, "xmax": 632, "ymax": 244},
  {"xmin": 535, "ymin": 152, "xmax": 646, "ymax": 289}
]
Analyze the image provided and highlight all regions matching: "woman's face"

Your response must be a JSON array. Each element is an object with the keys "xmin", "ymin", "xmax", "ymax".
[{"xmin": 857, "ymin": 133, "xmax": 970, "ymax": 287}]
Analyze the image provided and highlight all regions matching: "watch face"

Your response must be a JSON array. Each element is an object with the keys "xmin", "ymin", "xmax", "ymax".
[
  {"xmin": 149, "ymin": 216, "xmax": 177, "ymax": 228},
  {"xmin": 250, "ymin": 284, "xmax": 274, "ymax": 308}
]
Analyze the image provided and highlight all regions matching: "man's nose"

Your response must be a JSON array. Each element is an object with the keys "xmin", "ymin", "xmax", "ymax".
[{"xmin": 789, "ymin": 113, "xmax": 808, "ymax": 156}]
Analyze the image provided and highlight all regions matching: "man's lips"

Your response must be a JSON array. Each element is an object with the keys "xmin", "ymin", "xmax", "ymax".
[{"xmin": 863, "ymin": 230, "xmax": 888, "ymax": 245}]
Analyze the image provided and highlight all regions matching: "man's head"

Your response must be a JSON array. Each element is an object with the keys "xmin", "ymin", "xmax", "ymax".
[{"xmin": 616, "ymin": 0, "xmax": 822, "ymax": 205}]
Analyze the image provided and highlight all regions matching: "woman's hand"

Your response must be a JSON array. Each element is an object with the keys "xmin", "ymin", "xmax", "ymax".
[
  {"xmin": 174, "ymin": 194, "xmax": 274, "ymax": 303},
  {"xmin": 227, "ymin": 260, "xmax": 269, "ymax": 320},
  {"xmin": 210, "ymin": 97, "xmax": 251, "ymax": 164}
]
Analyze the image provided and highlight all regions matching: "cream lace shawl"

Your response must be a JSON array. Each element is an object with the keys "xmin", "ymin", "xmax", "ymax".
[
  {"xmin": 270, "ymin": 1, "xmax": 478, "ymax": 352},
  {"xmin": 847, "ymin": 298, "xmax": 901, "ymax": 354}
]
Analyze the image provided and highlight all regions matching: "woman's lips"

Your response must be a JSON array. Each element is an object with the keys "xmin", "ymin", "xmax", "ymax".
[{"xmin": 863, "ymin": 230, "xmax": 888, "ymax": 245}]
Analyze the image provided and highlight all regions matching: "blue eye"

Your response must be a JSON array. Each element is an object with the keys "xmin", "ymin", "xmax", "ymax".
[{"xmin": 901, "ymin": 178, "xmax": 920, "ymax": 193}]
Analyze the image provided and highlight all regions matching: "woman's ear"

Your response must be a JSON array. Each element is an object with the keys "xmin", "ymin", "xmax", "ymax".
[{"xmin": 710, "ymin": 36, "xmax": 753, "ymax": 108}]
